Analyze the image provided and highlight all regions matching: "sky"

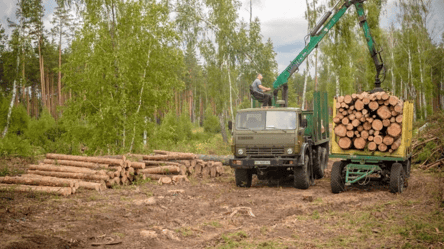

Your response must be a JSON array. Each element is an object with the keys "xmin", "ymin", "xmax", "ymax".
[{"xmin": 1, "ymin": 0, "xmax": 443, "ymax": 75}]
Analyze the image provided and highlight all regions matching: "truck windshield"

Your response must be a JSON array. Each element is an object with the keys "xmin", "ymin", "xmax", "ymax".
[{"xmin": 236, "ymin": 111, "xmax": 297, "ymax": 130}]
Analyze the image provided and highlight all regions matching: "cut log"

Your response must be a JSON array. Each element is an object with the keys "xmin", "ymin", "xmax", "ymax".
[
  {"xmin": 361, "ymin": 130, "xmax": 369, "ymax": 140},
  {"xmin": 363, "ymin": 97, "xmax": 370, "ymax": 105},
  {"xmin": 27, "ymin": 170, "xmax": 109, "ymax": 181},
  {"xmin": 357, "ymin": 125, "xmax": 364, "ymax": 132},
  {"xmin": 396, "ymin": 115, "xmax": 403, "ymax": 123},
  {"xmin": 391, "ymin": 138, "xmax": 402, "ymax": 150},
  {"xmin": 180, "ymin": 165, "xmax": 187, "ymax": 175},
  {"xmin": 140, "ymin": 153, "xmax": 196, "ymax": 161},
  {"xmin": 158, "ymin": 177, "xmax": 172, "ymax": 185},
  {"xmin": 0, "ymin": 183, "xmax": 72, "ymax": 196},
  {"xmin": 378, "ymin": 144, "xmax": 388, "ymax": 152},
  {"xmin": 352, "ymin": 93, "xmax": 358, "ymax": 100},
  {"xmin": 372, "ymin": 120, "xmax": 383, "ymax": 131},
  {"xmin": 153, "ymin": 150, "xmax": 171, "ymax": 155},
  {"xmin": 354, "ymin": 137, "xmax": 366, "ymax": 150},
  {"xmin": 78, "ymin": 181, "xmax": 106, "ymax": 191},
  {"xmin": 391, "ymin": 111, "xmax": 398, "ymax": 117},
  {"xmin": 346, "ymin": 124, "xmax": 354, "ymax": 131},
  {"xmin": 374, "ymin": 135, "xmax": 383, "ymax": 145},
  {"xmin": 369, "ymin": 129, "xmax": 374, "ymax": 135},
  {"xmin": 383, "ymin": 136, "xmax": 394, "ymax": 146},
  {"xmin": 368, "ymin": 136, "xmax": 374, "ymax": 142},
  {"xmin": 381, "ymin": 92, "xmax": 390, "ymax": 100},
  {"xmin": 368, "ymin": 142, "xmax": 377, "ymax": 151},
  {"xmin": 333, "ymin": 117, "xmax": 341, "ymax": 124},
  {"xmin": 377, "ymin": 106, "xmax": 391, "ymax": 119},
  {"xmin": 334, "ymin": 125, "xmax": 347, "ymax": 137},
  {"xmin": 46, "ymin": 154, "xmax": 124, "ymax": 166},
  {"xmin": 338, "ymin": 96, "xmax": 345, "ymax": 103},
  {"xmin": 394, "ymin": 103, "xmax": 403, "ymax": 113},
  {"xmin": 138, "ymin": 166, "xmax": 180, "ymax": 175},
  {"xmin": 387, "ymin": 123, "xmax": 402, "ymax": 137},
  {"xmin": 355, "ymin": 112, "xmax": 363, "ymax": 119},
  {"xmin": 29, "ymin": 164, "xmax": 103, "ymax": 175},
  {"xmin": 352, "ymin": 119, "xmax": 360, "ymax": 127},
  {"xmin": 43, "ymin": 159, "xmax": 108, "ymax": 169},
  {"xmin": 346, "ymin": 131, "xmax": 354, "ymax": 138},
  {"xmin": 363, "ymin": 122, "xmax": 372, "ymax": 131},
  {"xmin": 390, "ymin": 117, "xmax": 396, "ymax": 123},
  {"xmin": 369, "ymin": 101, "xmax": 379, "ymax": 111},
  {"xmin": 201, "ymin": 167, "xmax": 211, "ymax": 178},
  {"xmin": 129, "ymin": 161, "xmax": 145, "ymax": 169},
  {"xmin": 349, "ymin": 114, "xmax": 356, "ymax": 121},
  {"xmin": 210, "ymin": 166, "xmax": 217, "ymax": 178},
  {"xmin": 341, "ymin": 118, "xmax": 350, "ymax": 125},
  {"xmin": 338, "ymin": 137, "xmax": 352, "ymax": 149},
  {"xmin": 354, "ymin": 131, "xmax": 360, "ymax": 136},
  {"xmin": 344, "ymin": 95, "xmax": 353, "ymax": 104},
  {"xmin": 374, "ymin": 130, "xmax": 380, "ymax": 136},
  {"xmin": 360, "ymin": 117, "xmax": 366, "ymax": 122},
  {"xmin": 389, "ymin": 95, "xmax": 399, "ymax": 106},
  {"xmin": 383, "ymin": 119, "xmax": 391, "ymax": 127},
  {"xmin": 354, "ymin": 100, "xmax": 364, "ymax": 111},
  {"xmin": 144, "ymin": 161, "xmax": 181, "ymax": 166},
  {"xmin": 362, "ymin": 109, "xmax": 368, "ymax": 115},
  {"xmin": 195, "ymin": 164, "xmax": 203, "ymax": 175},
  {"xmin": 1, "ymin": 175, "xmax": 77, "ymax": 188}
]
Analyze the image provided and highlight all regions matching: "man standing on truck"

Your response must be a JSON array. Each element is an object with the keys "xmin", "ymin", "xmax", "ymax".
[{"xmin": 251, "ymin": 73, "xmax": 272, "ymax": 107}]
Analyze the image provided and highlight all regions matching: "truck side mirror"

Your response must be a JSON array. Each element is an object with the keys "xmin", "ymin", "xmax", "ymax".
[
  {"xmin": 301, "ymin": 119, "xmax": 307, "ymax": 127},
  {"xmin": 228, "ymin": 120, "xmax": 233, "ymax": 130}
]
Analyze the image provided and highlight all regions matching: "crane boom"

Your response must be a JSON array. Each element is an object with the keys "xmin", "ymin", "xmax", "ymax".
[{"xmin": 272, "ymin": 0, "xmax": 385, "ymax": 106}]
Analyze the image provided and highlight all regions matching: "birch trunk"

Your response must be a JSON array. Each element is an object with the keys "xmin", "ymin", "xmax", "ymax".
[
  {"xmin": 227, "ymin": 59, "xmax": 234, "ymax": 122},
  {"xmin": 58, "ymin": 20, "xmax": 62, "ymax": 107},
  {"xmin": 129, "ymin": 48, "xmax": 151, "ymax": 152}
]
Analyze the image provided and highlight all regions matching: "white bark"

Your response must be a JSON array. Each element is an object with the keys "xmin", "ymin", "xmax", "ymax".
[
  {"xmin": 227, "ymin": 59, "xmax": 234, "ymax": 122},
  {"xmin": 335, "ymin": 74, "xmax": 340, "ymax": 97},
  {"xmin": 417, "ymin": 46, "xmax": 426, "ymax": 119},
  {"xmin": 2, "ymin": 81, "xmax": 17, "ymax": 138},
  {"xmin": 130, "ymin": 48, "xmax": 151, "ymax": 151}
]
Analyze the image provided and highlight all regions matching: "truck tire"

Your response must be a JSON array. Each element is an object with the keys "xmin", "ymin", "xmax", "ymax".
[
  {"xmin": 331, "ymin": 161, "xmax": 345, "ymax": 194},
  {"xmin": 390, "ymin": 163, "xmax": 405, "ymax": 194},
  {"xmin": 313, "ymin": 147, "xmax": 327, "ymax": 179},
  {"xmin": 235, "ymin": 169, "xmax": 252, "ymax": 188},
  {"xmin": 294, "ymin": 154, "xmax": 310, "ymax": 189}
]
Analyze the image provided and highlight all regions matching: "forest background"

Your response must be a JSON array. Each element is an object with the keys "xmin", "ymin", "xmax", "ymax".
[{"xmin": 0, "ymin": 0, "xmax": 443, "ymax": 157}]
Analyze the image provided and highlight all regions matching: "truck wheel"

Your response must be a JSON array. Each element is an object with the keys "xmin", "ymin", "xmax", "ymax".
[
  {"xmin": 331, "ymin": 161, "xmax": 345, "ymax": 194},
  {"xmin": 294, "ymin": 154, "xmax": 310, "ymax": 189},
  {"xmin": 313, "ymin": 147, "xmax": 327, "ymax": 179},
  {"xmin": 235, "ymin": 169, "xmax": 252, "ymax": 188},
  {"xmin": 390, "ymin": 163, "xmax": 405, "ymax": 194}
]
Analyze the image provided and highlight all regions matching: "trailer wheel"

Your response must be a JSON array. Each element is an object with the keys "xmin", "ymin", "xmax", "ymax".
[
  {"xmin": 313, "ymin": 147, "xmax": 327, "ymax": 179},
  {"xmin": 294, "ymin": 154, "xmax": 310, "ymax": 189},
  {"xmin": 235, "ymin": 169, "xmax": 252, "ymax": 188},
  {"xmin": 390, "ymin": 163, "xmax": 405, "ymax": 194},
  {"xmin": 331, "ymin": 161, "xmax": 345, "ymax": 194}
]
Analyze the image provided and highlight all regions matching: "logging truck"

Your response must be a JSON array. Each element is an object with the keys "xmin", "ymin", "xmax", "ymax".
[{"xmin": 228, "ymin": 91, "xmax": 330, "ymax": 189}]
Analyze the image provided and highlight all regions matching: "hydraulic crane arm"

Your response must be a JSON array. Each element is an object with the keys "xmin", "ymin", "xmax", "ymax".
[{"xmin": 272, "ymin": 0, "xmax": 385, "ymax": 105}]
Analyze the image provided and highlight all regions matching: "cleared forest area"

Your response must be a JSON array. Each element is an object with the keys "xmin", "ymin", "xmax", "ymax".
[{"xmin": 0, "ymin": 159, "xmax": 443, "ymax": 249}]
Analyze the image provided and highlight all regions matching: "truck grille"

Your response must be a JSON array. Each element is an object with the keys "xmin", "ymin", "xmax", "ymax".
[{"xmin": 246, "ymin": 147, "xmax": 285, "ymax": 157}]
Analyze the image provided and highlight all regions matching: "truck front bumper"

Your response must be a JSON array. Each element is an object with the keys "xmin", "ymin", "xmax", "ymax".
[{"xmin": 229, "ymin": 158, "xmax": 300, "ymax": 169}]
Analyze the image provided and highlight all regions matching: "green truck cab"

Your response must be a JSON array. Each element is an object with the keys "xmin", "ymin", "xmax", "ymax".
[{"xmin": 229, "ymin": 91, "xmax": 330, "ymax": 189}]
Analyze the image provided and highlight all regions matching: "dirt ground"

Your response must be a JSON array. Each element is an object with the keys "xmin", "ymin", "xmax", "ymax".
[{"xmin": 1, "ymin": 159, "xmax": 444, "ymax": 249}]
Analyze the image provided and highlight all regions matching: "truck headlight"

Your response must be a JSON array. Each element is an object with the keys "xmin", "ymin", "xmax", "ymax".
[
  {"xmin": 237, "ymin": 148, "xmax": 244, "ymax": 155},
  {"xmin": 287, "ymin": 148, "xmax": 293, "ymax": 154}
]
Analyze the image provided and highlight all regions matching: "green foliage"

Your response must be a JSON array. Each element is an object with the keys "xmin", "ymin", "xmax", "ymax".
[
  {"xmin": 203, "ymin": 106, "xmax": 220, "ymax": 134},
  {"xmin": 0, "ymin": 135, "xmax": 33, "ymax": 157}
]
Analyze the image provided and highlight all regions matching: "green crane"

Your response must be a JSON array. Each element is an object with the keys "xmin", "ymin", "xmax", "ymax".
[{"xmin": 272, "ymin": 0, "xmax": 385, "ymax": 107}]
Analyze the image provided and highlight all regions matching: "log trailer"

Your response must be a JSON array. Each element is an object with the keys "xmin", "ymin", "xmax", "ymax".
[{"xmin": 229, "ymin": 0, "xmax": 413, "ymax": 192}]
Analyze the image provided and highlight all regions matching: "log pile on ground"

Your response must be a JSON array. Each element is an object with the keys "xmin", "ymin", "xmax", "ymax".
[
  {"xmin": 128, "ymin": 150, "xmax": 225, "ymax": 183},
  {"xmin": 0, "ymin": 151, "xmax": 227, "ymax": 196},
  {"xmin": 412, "ymin": 113, "xmax": 444, "ymax": 170},
  {"xmin": 334, "ymin": 92, "xmax": 404, "ymax": 153}
]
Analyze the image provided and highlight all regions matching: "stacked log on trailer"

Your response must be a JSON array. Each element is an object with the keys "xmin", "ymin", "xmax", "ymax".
[
  {"xmin": 333, "ymin": 92, "xmax": 404, "ymax": 153},
  {"xmin": 128, "ymin": 150, "xmax": 225, "ymax": 184}
]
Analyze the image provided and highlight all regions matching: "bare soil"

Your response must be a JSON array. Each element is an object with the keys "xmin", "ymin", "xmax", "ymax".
[{"xmin": 1, "ymin": 159, "xmax": 444, "ymax": 249}]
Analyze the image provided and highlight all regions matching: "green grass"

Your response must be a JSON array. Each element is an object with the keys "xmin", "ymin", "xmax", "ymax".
[{"xmin": 204, "ymin": 221, "xmax": 223, "ymax": 228}]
